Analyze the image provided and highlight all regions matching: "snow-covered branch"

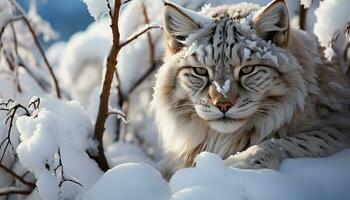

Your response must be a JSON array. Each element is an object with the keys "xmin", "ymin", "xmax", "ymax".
[
  {"xmin": 8, "ymin": 0, "xmax": 62, "ymax": 98},
  {"xmin": 0, "ymin": 163, "xmax": 35, "ymax": 188},
  {"xmin": 0, "ymin": 187, "xmax": 32, "ymax": 196},
  {"xmin": 92, "ymin": 0, "xmax": 161, "ymax": 171}
]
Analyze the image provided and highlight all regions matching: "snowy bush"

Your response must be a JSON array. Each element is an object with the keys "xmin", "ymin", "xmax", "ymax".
[
  {"xmin": 0, "ymin": 0, "xmax": 349, "ymax": 199},
  {"xmin": 314, "ymin": 0, "xmax": 350, "ymax": 63}
]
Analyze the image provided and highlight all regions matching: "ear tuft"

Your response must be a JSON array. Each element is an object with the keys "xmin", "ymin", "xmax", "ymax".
[
  {"xmin": 253, "ymin": 0, "xmax": 289, "ymax": 47},
  {"xmin": 163, "ymin": 2, "xmax": 212, "ymax": 53},
  {"xmin": 164, "ymin": 3, "xmax": 199, "ymax": 52}
]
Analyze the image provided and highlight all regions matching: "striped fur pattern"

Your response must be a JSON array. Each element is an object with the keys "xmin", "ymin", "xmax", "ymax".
[{"xmin": 151, "ymin": 0, "xmax": 350, "ymax": 175}]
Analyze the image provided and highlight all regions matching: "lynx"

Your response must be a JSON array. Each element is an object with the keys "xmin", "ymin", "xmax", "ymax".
[{"xmin": 151, "ymin": 0, "xmax": 350, "ymax": 175}]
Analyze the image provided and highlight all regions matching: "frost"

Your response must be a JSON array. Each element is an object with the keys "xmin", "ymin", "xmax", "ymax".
[
  {"xmin": 243, "ymin": 48, "xmax": 251, "ymax": 61},
  {"xmin": 263, "ymin": 51, "xmax": 279, "ymax": 66},
  {"xmin": 213, "ymin": 80, "xmax": 231, "ymax": 97},
  {"xmin": 245, "ymin": 39, "xmax": 258, "ymax": 49}
]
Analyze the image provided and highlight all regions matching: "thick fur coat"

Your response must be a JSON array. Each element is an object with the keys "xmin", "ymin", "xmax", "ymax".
[{"xmin": 151, "ymin": 0, "xmax": 350, "ymax": 175}]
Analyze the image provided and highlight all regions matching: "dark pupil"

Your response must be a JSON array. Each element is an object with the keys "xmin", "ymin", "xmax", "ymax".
[{"xmin": 195, "ymin": 68, "xmax": 206, "ymax": 75}]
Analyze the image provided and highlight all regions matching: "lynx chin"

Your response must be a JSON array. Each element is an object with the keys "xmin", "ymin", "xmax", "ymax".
[{"xmin": 151, "ymin": 0, "xmax": 350, "ymax": 176}]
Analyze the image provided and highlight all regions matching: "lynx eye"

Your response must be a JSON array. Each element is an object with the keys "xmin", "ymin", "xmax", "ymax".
[
  {"xmin": 240, "ymin": 65, "xmax": 255, "ymax": 75},
  {"xmin": 193, "ymin": 67, "xmax": 208, "ymax": 76}
]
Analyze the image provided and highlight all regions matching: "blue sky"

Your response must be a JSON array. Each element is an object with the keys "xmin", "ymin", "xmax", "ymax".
[{"xmin": 19, "ymin": 0, "xmax": 93, "ymax": 46}]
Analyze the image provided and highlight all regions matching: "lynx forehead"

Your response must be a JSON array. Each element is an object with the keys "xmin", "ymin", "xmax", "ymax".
[{"xmin": 183, "ymin": 12, "xmax": 283, "ymax": 80}]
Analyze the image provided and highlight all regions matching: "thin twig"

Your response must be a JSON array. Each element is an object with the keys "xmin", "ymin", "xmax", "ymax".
[
  {"xmin": 105, "ymin": 0, "xmax": 113, "ymax": 19},
  {"xmin": 3, "ymin": 51, "xmax": 22, "ymax": 93},
  {"xmin": 8, "ymin": 0, "xmax": 62, "ymax": 99},
  {"xmin": 0, "ymin": 16, "xmax": 23, "ymax": 40},
  {"xmin": 141, "ymin": 3, "xmax": 157, "ymax": 68},
  {"xmin": 299, "ymin": 4, "xmax": 308, "ymax": 31},
  {"xmin": 18, "ymin": 62, "xmax": 51, "ymax": 92},
  {"xmin": 0, "ymin": 164, "xmax": 35, "ymax": 188},
  {"xmin": 0, "ymin": 187, "xmax": 32, "ymax": 196},
  {"xmin": 122, "ymin": 0, "xmax": 133, "ymax": 5},
  {"xmin": 108, "ymin": 110, "xmax": 128, "ymax": 124},
  {"xmin": 54, "ymin": 148, "xmax": 83, "ymax": 187},
  {"xmin": 119, "ymin": 25, "xmax": 162, "ymax": 48},
  {"xmin": 0, "ymin": 101, "xmax": 31, "ymax": 163}
]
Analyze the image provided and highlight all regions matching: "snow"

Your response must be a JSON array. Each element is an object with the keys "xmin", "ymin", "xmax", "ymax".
[
  {"xmin": 27, "ymin": 1, "xmax": 59, "ymax": 42},
  {"xmin": 16, "ymin": 96, "xmax": 103, "ymax": 199},
  {"xmin": 0, "ymin": 1, "xmax": 14, "ymax": 29},
  {"xmin": 81, "ymin": 163, "xmax": 170, "ymax": 200},
  {"xmin": 0, "ymin": 0, "xmax": 349, "ymax": 199},
  {"xmin": 105, "ymin": 142, "xmax": 154, "ymax": 168},
  {"xmin": 314, "ymin": 0, "xmax": 350, "ymax": 60},
  {"xmin": 82, "ymin": 150, "xmax": 350, "ymax": 200},
  {"xmin": 56, "ymin": 19, "xmax": 112, "ymax": 106},
  {"xmin": 83, "ymin": 0, "xmax": 114, "ymax": 21},
  {"xmin": 213, "ymin": 80, "xmax": 231, "ymax": 97}
]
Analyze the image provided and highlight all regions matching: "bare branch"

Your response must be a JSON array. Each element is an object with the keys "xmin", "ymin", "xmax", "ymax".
[
  {"xmin": 93, "ymin": 0, "xmax": 122, "ymax": 172},
  {"xmin": 128, "ymin": 3, "xmax": 160, "ymax": 95},
  {"xmin": 0, "ymin": 187, "xmax": 32, "ymax": 196},
  {"xmin": 54, "ymin": 148, "xmax": 83, "ymax": 187},
  {"xmin": 3, "ymin": 51, "xmax": 22, "ymax": 93},
  {"xmin": 119, "ymin": 25, "xmax": 162, "ymax": 48},
  {"xmin": 122, "ymin": 0, "xmax": 133, "ymax": 5},
  {"xmin": 108, "ymin": 110, "xmax": 128, "ymax": 124},
  {"xmin": 0, "ymin": 16, "xmax": 23, "ymax": 40},
  {"xmin": 0, "ymin": 101, "xmax": 31, "ymax": 163},
  {"xmin": 0, "ymin": 164, "xmax": 35, "ymax": 188},
  {"xmin": 299, "ymin": 4, "xmax": 308, "ymax": 31},
  {"xmin": 18, "ymin": 62, "xmax": 51, "ymax": 92},
  {"xmin": 28, "ymin": 97, "xmax": 41, "ymax": 110},
  {"xmin": 105, "ymin": 0, "xmax": 113, "ymax": 19},
  {"xmin": 8, "ymin": 0, "xmax": 62, "ymax": 99},
  {"xmin": 94, "ymin": 0, "xmax": 160, "ymax": 171}
]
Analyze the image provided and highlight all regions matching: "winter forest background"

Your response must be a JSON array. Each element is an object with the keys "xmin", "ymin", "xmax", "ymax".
[{"xmin": 0, "ymin": 0, "xmax": 349, "ymax": 199}]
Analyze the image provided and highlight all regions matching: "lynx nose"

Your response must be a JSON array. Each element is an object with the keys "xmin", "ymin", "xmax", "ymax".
[{"xmin": 215, "ymin": 102, "xmax": 233, "ymax": 113}]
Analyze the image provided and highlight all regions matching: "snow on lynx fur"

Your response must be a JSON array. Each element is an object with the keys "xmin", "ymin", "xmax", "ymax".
[{"xmin": 151, "ymin": 0, "xmax": 350, "ymax": 176}]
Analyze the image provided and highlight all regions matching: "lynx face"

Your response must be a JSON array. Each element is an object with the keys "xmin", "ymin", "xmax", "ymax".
[
  {"xmin": 156, "ymin": 1, "xmax": 306, "ymax": 136},
  {"xmin": 175, "ymin": 17, "xmax": 290, "ymax": 134}
]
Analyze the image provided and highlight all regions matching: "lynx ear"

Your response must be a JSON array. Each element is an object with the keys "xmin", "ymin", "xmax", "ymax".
[
  {"xmin": 163, "ymin": 2, "xmax": 212, "ymax": 53},
  {"xmin": 253, "ymin": 0, "xmax": 289, "ymax": 47}
]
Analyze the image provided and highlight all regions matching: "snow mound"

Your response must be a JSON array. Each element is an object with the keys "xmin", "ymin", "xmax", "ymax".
[
  {"xmin": 82, "ymin": 163, "xmax": 170, "ymax": 200},
  {"xmin": 83, "ymin": 150, "xmax": 350, "ymax": 200},
  {"xmin": 16, "ymin": 96, "xmax": 103, "ymax": 199}
]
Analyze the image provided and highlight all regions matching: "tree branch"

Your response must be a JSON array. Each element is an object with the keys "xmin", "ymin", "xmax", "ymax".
[
  {"xmin": 0, "ymin": 187, "xmax": 32, "ymax": 196},
  {"xmin": 0, "ymin": 101, "xmax": 31, "ymax": 163},
  {"xmin": 0, "ymin": 164, "xmax": 35, "ymax": 188},
  {"xmin": 119, "ymin": 25, "xmax": 162, "ymax": 48},
  {"xmin": 0, "ymin": 16, "xmax": 23, "ymax": 41},
  {"xmin": 299, "ymin": 4, "xmax": 308, "ymax": 31},
  {"xmin": 54, "ymin": 148, "xmax": 83, "ymax": 187},
  {"xmin": 8, "ymin": 0, "xmax": 62, "ymax": 99},
  {"xmin": 94, "ymin": 0, "xmax": 161, "ymax": 171},
  {"xmin": 94, "ymin": 0, "xmax": 122, "ymax": 172},
  {"xmin": 108, "ymin": 110, "xmax": 128, "ymax": 124}
]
